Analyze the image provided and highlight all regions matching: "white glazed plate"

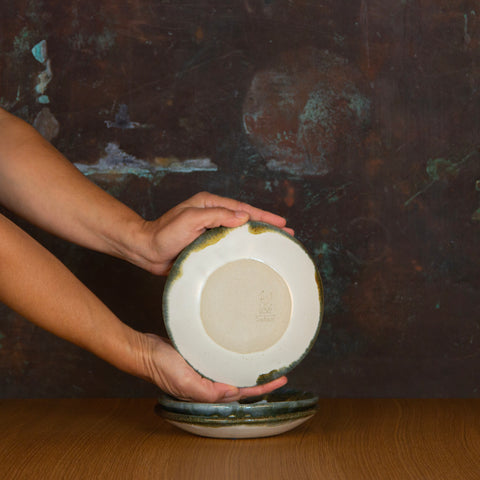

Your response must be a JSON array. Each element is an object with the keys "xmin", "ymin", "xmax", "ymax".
[{"xmin": 163, "ymin": 222, "xmax": 323, "ymax": 387}]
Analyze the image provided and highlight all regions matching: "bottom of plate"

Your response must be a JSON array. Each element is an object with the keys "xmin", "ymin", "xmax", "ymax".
[
  {"xmin": 158, "ymin": 409, "xmax": 316, "ymax": 439},
  {"xmin": 164, "ymin": 414, "xmax": 315, "ymax": 439}
]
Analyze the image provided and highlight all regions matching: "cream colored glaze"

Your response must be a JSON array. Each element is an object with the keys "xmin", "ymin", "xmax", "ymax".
[{"xmin": 200, "ymin": 259, "xmax": 292, "ymax": 354}]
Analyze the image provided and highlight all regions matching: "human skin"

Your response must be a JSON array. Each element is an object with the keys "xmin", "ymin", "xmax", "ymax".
[{"xmin": 0, "ymin": 108, "xmax": 291, "ymax": 402}]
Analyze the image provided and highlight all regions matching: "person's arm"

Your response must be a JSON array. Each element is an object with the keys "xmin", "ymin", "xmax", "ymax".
[
  {"xmin": 0, "ymin": 108, "xmax": 291, "ymax": 401},
  {"xmin": 0, "ymin": 107, "xmax": 292, "ymax": 275},
  {"xmin": 0, "ymin": 212, "xmax": 142, "ymax": 380},
  {"xmin": 0, "ymin": 108, "xmax": 143, "ymax": 264},
  {"xmin": 0, "ymin": 212, "xmax": 287, "ymax": 401}
]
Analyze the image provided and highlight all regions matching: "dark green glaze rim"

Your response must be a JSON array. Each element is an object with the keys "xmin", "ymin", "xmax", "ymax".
[
  {"xmin": 157, "ymin": 389, "xmax": 318, "ymax": 418},
  {"xmin": 156, "ymin": 406, "xmax": 318, "ymax": 427}
]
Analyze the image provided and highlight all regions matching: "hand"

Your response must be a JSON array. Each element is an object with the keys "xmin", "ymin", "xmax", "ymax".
[
  {"xmin": 138, "ymin": 333, "xmax": 288, "ymax": 402},
  {"xmin": 130, "ymin": 193, "xmax": 292, "ymax": 401},
  {"xmin": 131, "ymin": 191, "xmax": 294, "ymax": 275}
]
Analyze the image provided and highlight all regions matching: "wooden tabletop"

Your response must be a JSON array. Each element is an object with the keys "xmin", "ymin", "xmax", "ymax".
[{"xmin": 0, "ymin": 398, "xmax": 479, "ymax": 479}]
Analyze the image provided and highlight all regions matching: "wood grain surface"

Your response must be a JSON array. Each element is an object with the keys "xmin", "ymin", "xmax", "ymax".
[{"xmin": 0, "ymin": 398, "xmax": 479, "ymax": 479}]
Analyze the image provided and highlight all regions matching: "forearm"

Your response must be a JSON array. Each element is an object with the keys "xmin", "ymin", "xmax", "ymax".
[
  {"xmin": 0, "ymin": 108, "xmax": 292, "ymax": 277},
  {"xmin": 0, "ymin": 108, "xmax": 145, "ymax": 265},
  {"xmin": 0, "ymin": 213, "xmax": 147, "ymax": 379}
]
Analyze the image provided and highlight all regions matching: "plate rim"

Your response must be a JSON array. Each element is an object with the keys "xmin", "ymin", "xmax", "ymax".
[
  {"xmin": 156, "ymin": 390, "xmax": 319, "ymax": 417},
  {"xmin": 156, "ymin": 406, "xmax": 318, "ymax": 426}
]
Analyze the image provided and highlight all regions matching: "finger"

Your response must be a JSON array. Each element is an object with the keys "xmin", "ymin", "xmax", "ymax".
[
  {"xmin": 188, "ymin": 192, "xmax": 288, "ymax": 229},
  {"xmin": 214, "ymin": 376, "xmax": 288, "ymax": 403},
  {"xmin": 237, "ymin": 376, "xmax": 288, "ymax": 400},
  {"xmin": 183, "ymin": 375, "xmax": 288, "ymax": 404},
  {"xmin": 171, "ymin": 206, "xmax": 251, "ymax": 236},
  {"xmin": 181, "ymin": 378, "xmax": 240, "ymax": 403}
]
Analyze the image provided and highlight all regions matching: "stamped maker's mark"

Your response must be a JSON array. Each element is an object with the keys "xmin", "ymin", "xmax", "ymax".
[{"xmin": 256, "ymin": 290, "xmax": 276, "ymax": 322}]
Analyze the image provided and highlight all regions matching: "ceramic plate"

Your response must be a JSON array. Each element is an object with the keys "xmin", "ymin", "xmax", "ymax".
[
  {"xmin": 156, "ymin": 406, "xmax": 317, "ymax": 439},
  {"xmin": 157, "ymin": 390, "xmax": 318, "ymax": 418},
  {"xmin": 163, "ymin": 221, "xmax": 323, "ymax": 386}
]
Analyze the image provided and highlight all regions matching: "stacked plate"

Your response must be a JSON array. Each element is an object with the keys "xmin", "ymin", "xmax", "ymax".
[
  {"xmin": 157, "ymin": 221, "xmax": 324, "ymax": 439},
  {"xmin": 155, "ymin": 390, "xmax": 319, "ymax": 439}
]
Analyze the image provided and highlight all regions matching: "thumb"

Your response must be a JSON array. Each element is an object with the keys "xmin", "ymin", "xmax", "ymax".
[{"xmin": 197, "ymin": 207, "xmax": 250, "ymax": 230}]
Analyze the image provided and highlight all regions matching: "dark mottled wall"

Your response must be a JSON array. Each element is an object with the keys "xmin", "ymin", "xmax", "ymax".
[{"xmin": 1, "ymin": 0, "xmax": 479, "ymax": 398}]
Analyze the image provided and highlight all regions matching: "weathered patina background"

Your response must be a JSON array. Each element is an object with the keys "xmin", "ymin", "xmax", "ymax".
[{"xmin": 1, "ymin": 0, "xmax": 479, "ymax": 398}]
